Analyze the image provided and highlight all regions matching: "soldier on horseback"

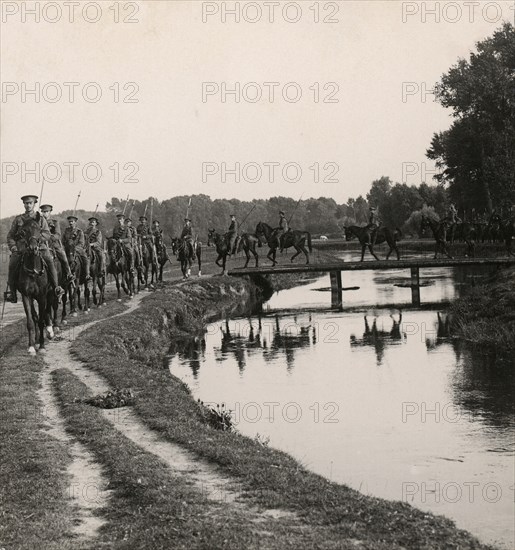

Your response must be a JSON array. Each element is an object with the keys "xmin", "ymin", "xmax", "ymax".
[
  {"xmin": 5, "ymin": 195, "xmax": 64, "ymax": 303},
  {"xmin": 63, "ymin": 216, "xmax": 91, "ymax": 281},
  {"xmin": 39, "ymin": 204, "xmax": 75, "ymax": 283},
  {"xmin": 366, "ymin": 205, "xmax": 381, "ymax": 245},
  {"xmin": 85, "ymin": 216, "xmax": 106, "ymax": 276},
  {"xmin": 112, "ymin": 213, "xmax": 135, "ymax": 274},
  {"xmin": 227, "ymin": 214, "xmax": 239, "ymax": 256},
  {"xmin": 180, "ymin": 218, "xmax": 195, "ymax": 261},
  {"xmin": 277, "ymin": 211, "xmax": 290, "ymax": 251},
  {"xmin": 126, "ymin": 217, "xmax": 143, "ymax": 271}
]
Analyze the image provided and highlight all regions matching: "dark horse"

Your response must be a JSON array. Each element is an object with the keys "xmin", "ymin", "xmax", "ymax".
[
  {"xmin": 344, "ymin": 225, "xmax": 401, "ymax": 261},
  {"xmin": 421, "ymin": 216, "xmax": 453, "ymax": 259},
  {"xmin": 138, "ymin": 238, "xmax": 154, "ymax": 287},
  {"xmin": 66, "ymin": 242, "xmax": 90, "ymax": 316},
  {"xmin": 13, "ymin": 217, "xmax": 55, "ymax": 354},
  {"xmin": 207, "ymin": 229, "xmax": 230, "ymax": 275},
  {"xmin": 85, "ymin": 245, "xmax": 106, "ymax": 308},
  {"xmin": 171, "ymin": 237, "xmax": 202, "ymax": 279},
  {"xmin": 237, "ymin": 233, "xmax": 261, "ymax": 268},
  {"xmin": 106, "ymin": 238, "xmax": 134, "ymax": 301},
  {"xmin": 255, "ymin": 222, "xmax": 312, "ymax": 266},
  {"xmin": 152, "ymin": 233, "xmax": 170, "ymax": 283}
]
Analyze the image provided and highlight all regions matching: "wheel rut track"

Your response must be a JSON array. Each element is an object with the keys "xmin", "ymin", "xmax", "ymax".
[{"xmin": 40, "ymin": 291, "xmax": 298, "ymax": 545}]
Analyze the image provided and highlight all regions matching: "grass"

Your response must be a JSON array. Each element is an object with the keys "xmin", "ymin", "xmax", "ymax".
[
  {"xmin": 450, "ymin": 266, "xmax": 515, "ymax": 351},
  {"xmin": 68, "ymin": 276, "xmax": 493, "ymax": 549}
]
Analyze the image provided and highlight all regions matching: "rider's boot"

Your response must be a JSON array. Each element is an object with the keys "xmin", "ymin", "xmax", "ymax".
[
  {"xmin": 85, "ymin": 255, "xmax": 92, "ymax": 282},
  {"xmin": 5, "ymin": 287, "xmax": 17, "ymax": 304},
  {"xmin": 6, "ymin": 254, "xmax": 19, "ymax": 303}
]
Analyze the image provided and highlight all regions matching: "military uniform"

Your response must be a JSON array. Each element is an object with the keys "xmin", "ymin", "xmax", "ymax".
[
  {"xmin": 227, "ymin": 216, "xmax": 239, "ymax": 255},
  {"xmin": 6, "ymin": 209, "xmax": 61, "ymax": 302},
  {"xmin": 180, "ymin": 221, "xmax": 195, "ymax": 260},
  {"xmin": 126, "ymin": 221, "xmax": 141, "ymax": 269},
  {"xmin": 277, "ymin": 212, "xmax": 289, "ymax": 250},
  {"xmin": 112, "ymin": 222, "xmax": 135, "ymax": 271},
  {"xmin": 85, "ymin": 224, "xmax": 106, "ymax": 274},
  {"xmin": 63, "ymin": 223, "xmax": 91, "ymax": 278}
]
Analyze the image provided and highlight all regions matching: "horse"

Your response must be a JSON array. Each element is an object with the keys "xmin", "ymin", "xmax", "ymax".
[
  {"xmin": 66, "ymin": 242, "xmax": 90, "ymax": 316},
  {"xmin": 255, "ymin": 222, "xmax": 312, "ymax": 266},
  {"xmin": 106, "ymin": 238, "xmax": 134, "ymax": 301},
  {"xmin": 420, "ymin": 216, "xmax": 453, "ymax": 259},
  {"xmin": 49, "ymin": 249, "xmax": 70, "ymax": 330},
  {"xmin": 236, "ymin": 233, "xmax": 261, "ymax": 268},
  {"xmin": 343, "ymin": 225, "xmax": 401, "ymax": 261},
  {"xmin": 13, "ymin": 216, "xmax": 55, "ymax": 354},
  {"xmin": 171, "ymin": 237, "xmax": 202, "ymax": 279},
  {"xmin": 207, "ymin": 229, "xmax": 230, "ymax": 275},
  {"xmin": 152, "ymin": 233, "xmax": 170, "ymax": 283},
  {"xmin": 85, "ymin": 245, "xmax": 106, "ymax": 308},
  {"xmin": 138, "ymin": 238, "xmax": 154, "ymax": 287}
]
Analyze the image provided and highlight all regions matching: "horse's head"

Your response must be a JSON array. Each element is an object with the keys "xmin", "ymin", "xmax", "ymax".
[
  {"xmin": 343, "ymin": 226, "xmax": 352, "ymax": 242},
  {"xmin": 170, "ymin": 237, "xmax": 179, "ymax": 255},
  {"xmin": 19, "ymin": 216, "xmax": 43, "ymax": 253},
  {"xmin": 107, "ymin": 238, "xmax": 122, "ymax": 261},
  {"xmin": 207, "ymin": 229, "xmax": 216, "ymax": 247}
]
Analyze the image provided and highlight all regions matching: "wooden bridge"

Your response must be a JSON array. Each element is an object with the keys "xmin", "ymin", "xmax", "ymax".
[{"xmin": 228, "ymin": 257, "xmax": 515, "ymax": 309}]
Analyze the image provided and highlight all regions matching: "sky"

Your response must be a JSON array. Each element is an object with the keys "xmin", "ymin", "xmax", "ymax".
[{"xmin": 1, "ymin": 0, "xmax": 514, "ymax": 218}]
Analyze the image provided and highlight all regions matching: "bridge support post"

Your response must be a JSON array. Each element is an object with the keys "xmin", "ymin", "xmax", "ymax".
[
  {"xmin": 330, "ymin": 271, "xmax": 342, "ymax": 309},
  {"xmin": 410, "ymin": 267, "xmax": 421, "ymax": 306}
]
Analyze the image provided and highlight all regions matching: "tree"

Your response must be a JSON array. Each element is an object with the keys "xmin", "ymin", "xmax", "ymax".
[{"xmin": 427, "ymin": 22, "xmax": 515, "ymax": 213}]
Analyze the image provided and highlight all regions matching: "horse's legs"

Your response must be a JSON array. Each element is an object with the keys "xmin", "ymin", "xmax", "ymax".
[
  {"xmin": 361, "ymin": 245, "xmax": 366, "ymax": 262},
  {"xmin": 197, "ymin": 247, "xmax": 202, "ymax": 276},
  {"xmin": 115, "ymin": 273, "xmax": 122, "ymax": 301},
  {"xmin": 243, "ymin": 248, "xmax": 250, "ymax": 268},
  {"xmin": 22, "ymin": 296, "xmax": 36, "ymax": 353},
  {"xmin": 368, "ymin": 245, "xmax": 380, "ymax": 261},
  {"xmin": 37, "ymin": 297, "xmax": 47, "ymax": 351},
  {"xmin": 251, "ymin": 245, "xmax": 259, "ymax": 267}
]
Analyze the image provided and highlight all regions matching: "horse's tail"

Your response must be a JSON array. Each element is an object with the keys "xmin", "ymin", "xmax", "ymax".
[
  {"xmin": 306, "ymin": 232, "xmax": 312, "ymax": 253},
  {"xmin": 394, "ymin": 227, "xmax": 403, "ymax": 241}
]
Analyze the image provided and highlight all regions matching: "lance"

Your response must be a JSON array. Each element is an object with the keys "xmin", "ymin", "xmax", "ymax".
[
  {"xmin": 288, "ymin": 194, "xmax": 304, "ymax": 225},
  {"xmin": 122, "ymin": 194, "xmax": 130, "ymax": 215},
  {"xmin": 93, "ymin": 203, "xmax": 99, "ymax": 216},
  {"xmin": 239, "ymin": 203, "xmax": 257, "ymax": 229},
  {"xmin": 73, "ymin": 190, "xmax": 82, "ymax": 217},
  {"xmin": 150, "ymin": 197, "xmax": 154, "ymax": 226},
  {"xmin": 186, "ymin": 197, "xmax": 192, "ymax": 220},
  {"xmin": 39, "ymin": 177, "xmax": 46, "ymax": 207},
  {"xmin": 143, "ymin": 202, "xmax": 148, "ymax": 218}
]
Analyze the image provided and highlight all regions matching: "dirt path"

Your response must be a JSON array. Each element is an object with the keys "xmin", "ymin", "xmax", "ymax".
[{"xmin": 39, "ymin": 291, "xmax": 296, "ymax": 543}]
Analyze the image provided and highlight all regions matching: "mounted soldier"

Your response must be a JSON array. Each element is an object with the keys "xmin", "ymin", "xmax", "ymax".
[
  {"xmin": 125, "ymin": 217, "xmax": 142, "ymax": 271},
  {"xmin": 446, "ymin": 203, "xmax": 461, "ymax": 224},
  {"xmin": 277, "ymin": 210, "xmax": 290, "ymax": 250},
  {"xmin": 180, "ymin": 218, "xmax": 195, "ymax": 261},
  {"xmin": 63, "ymin": 216, "xmax": 91, "ymax": 281},
  {"xmin": 85, "ymin": 216, "xmax": 106, "ymax": 276},
  {"xmin": 5, "ymin": 195, "xmax": 64, "ymax": 303},
  {"xmin": 40, "ymin": 204, "xmax": 75, "ymax": 283},
  {"xmin": 366, "ymin": 205, "xmax": 382, "ymax": 246},
  {"xmin": 112, "ymin": 213, "xmax": 135, "ymax": 274},
  {"xmin": 227, "ymin": 214, "xmax": 239, "ymax": 256}
]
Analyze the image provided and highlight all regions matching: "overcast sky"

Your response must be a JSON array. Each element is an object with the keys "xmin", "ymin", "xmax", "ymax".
[{"xmin": 1, "ymin": 0, "xmax": 513, "ymax": 217}]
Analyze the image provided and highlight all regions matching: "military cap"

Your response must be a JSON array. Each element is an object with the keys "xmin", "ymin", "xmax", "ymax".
[
  {"xmin": 116, "ymin": 213, "xmax": 125, "ymax": 219},
  {"xmin": 67, "ymin": 215, "xmax": 78, "ymax": 221},
  {"xmin": 40, "ymin": 204, "xmax": 53, "ymax": 212},
  {"xmin": 139, "ymin": 215, "xmax": 147, "ymax": 221},
  {"xmin": 153, "ymin": 220, "xmax": 160, "ymax": 224},
  {"xmin": 279, "ymin": 210, "xmax": 285, "ymax": 215},
  {"xmin": 230, "ymin": 214, "xmax": 236, "ymax": 217},
  {"xmin": 88, "ymin": 216, "xmax": 99, "ymax": 223},
  {"xmin": 184, "ymin": 218, "xmax": 190, "ymax": 222},
  {"xmin": 21, "ymin": 194, "xmax": 38, "ymax": 202}
]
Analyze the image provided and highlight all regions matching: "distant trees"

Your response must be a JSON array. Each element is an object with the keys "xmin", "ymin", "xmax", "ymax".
[{"xmin": 427, "ymin": 22, "xmax": 515, "ymax": 213}]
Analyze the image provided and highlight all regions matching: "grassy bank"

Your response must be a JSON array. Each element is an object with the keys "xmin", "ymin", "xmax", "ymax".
[
  {"xmin": 450, "ymin": 266, "xmax": 515, "ymax": 351},
  {"xmin": 68, "ymin": 276, "xmax": 491, "ymax": 549}
]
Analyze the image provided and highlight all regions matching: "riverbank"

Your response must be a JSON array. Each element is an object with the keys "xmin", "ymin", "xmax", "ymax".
[
  {"xmin": 450, "ymin": 265, "xmax": 515, "ymax": 352},
  {"xmin": 64, "ymin": 276, "xmax": 492, "ymax": 549}
]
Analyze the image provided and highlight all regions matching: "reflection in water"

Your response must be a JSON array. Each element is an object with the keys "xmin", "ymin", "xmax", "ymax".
[
  {"xmin": 350, "ymin": 313, "xmax": 405, "ymax": 365},
  {"xmin": 215, "ymin": 315, "xmax": 316, "ymax": 373}
]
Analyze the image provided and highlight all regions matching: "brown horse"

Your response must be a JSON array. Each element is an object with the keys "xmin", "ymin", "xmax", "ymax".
[
  {"xmin": 13, "ymin": 217, "xmax": 55, "ymax": 354},
  {"xmin": 421, "ymin": 216, "xmax": 453, "ymax": 259},
  {"xmin": 344, "ymin": 225, "xmax": 401, "ymax": 261},
  {"xmin": 85, "ymin": 246, "xmax": 106, "ymax": 308},
  {"xmin": 255, "ymin": 222, "xmax": 312, "ymax": 266},
  {"xmin": 171, "ymin": 237, "xmax": 202, "ymax": 279},
  {"xmin": 236, "ymin": 233, "xmax": 261, "ymax": 268},
  {"xmin": 207, "ymin": 229, "xmax": 230, "ymax": 275},
  {"xmin": 106, "ymin": 238, "xmax": 134, "ymax": 301}
]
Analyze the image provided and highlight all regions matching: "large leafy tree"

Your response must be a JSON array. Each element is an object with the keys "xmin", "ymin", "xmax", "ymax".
[{"xmin": 427, "ymin": 22, "xmax": 515, "ymax": 213}]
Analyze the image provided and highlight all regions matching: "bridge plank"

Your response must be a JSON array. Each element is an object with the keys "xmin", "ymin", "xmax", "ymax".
[{"xmin": 228, "ymin": 257, "xmax": 515, "ymax": 276}]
